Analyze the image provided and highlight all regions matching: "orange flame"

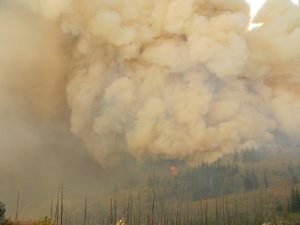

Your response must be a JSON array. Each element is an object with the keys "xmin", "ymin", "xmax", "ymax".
[{"xmin": 170, "ymin": 166, "xmax": 178, "ymax": 177}]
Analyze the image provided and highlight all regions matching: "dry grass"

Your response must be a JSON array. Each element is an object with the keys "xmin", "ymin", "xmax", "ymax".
[{"xmin": 4, "ymin": 218, "xmax": 54, "ymax": 225}]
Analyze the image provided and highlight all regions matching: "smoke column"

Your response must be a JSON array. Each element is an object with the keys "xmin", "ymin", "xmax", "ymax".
[{"xmin": 1, "ymin": 0, "xmax": 300, "ymax": 167}]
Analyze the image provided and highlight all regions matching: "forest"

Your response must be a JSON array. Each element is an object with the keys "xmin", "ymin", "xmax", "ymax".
[{"xmin": 4, "ymin": 147, "xmax": 300, "ymax": 225}]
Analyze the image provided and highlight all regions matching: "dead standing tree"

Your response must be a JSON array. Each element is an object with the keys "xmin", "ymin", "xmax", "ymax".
[
  {"xmin": 15, "ymin": 190, "xmax": 20, "ymax": 221},
  {"xmin": 83, "ymin": 196, "xmax": 88, "ymax": 225},
  {"xmin": 60, "ymin": 180, "xmax": 64, "ymax": 225}
]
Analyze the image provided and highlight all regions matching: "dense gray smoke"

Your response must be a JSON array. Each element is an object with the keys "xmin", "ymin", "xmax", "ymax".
[
  {"xmin": 0, "ymin": 0, "xmax": 300, "ymax": 165},
  {"xmin": 1, "ymin": 0, "xmax": 300, "ymax": 167},
  {"xmin": 65, "ymin": 0, "xmax": 299, "ymax": 165}
]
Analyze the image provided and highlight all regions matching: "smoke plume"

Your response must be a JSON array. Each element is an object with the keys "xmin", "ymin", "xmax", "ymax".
[{"xmin": 1, "ymin": 0, "xmax": 300, "ymax": 168}]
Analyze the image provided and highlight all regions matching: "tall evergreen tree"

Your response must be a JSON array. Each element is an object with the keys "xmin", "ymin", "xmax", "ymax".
[{"xmin": 290, "ymin": 187, "xmax": 300, "ymax": 213}]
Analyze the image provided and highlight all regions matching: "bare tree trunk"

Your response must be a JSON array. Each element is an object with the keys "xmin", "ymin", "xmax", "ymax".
[
  {"xmin": 55, "ymin": 188, "xmax": 60, "ymax": 225},
  {"xmin": 175, "ymin": 199, "xmax": 179, "ymax": 225},
  {"xmin": 215, "ymin": 198, "xmax": 219, "ymax": 225},
  {"xmin": 98, "ymin": 202, "xmax": 101, "ymax": 225},
  {"xmin": 50, "ymin": 197, "xmax": 53, "ymax": 220},
  {"xmin": 137, "ymin": 191, "xmax": 141, "ymax": 225},
  {"xmin": 205, "ymin": 199, "xmax": 208, "ymax": 225},
  {"xmin": 110, "ymin": 198, "xmax": 113, "ymax": 225},
  {"xmin": 160, "ymin": 200, "xmax": 164, "ymax": 225},
  {"xmin": 151, "ymin": 173, "xmax": 155, "ymax": 225},
  {"xmin": 225, "ymin": 194, "xmax": 229, "ymax": 225},
  {"xmin": 15, "ymin": 190, "xmax": 20, "ymax": 221},
  {"xmin": 258, "ymin": 190, "xmax": 263, "ymax": 224},
  {"xmin": 199, "ymin": 199, "xmax": 203, "ymax": 224},
  {"xmin": 60, "ymin": 180, "xmax": 64, "ymax": 225},
  {"xmin": 83, "ymin": 197, "xmax": 87, "ymax": 225},
  {"xmin": 185, "ymin": 201, "xmax": 189, "ymax": 225},
  {"xmin": 147, "ymin": 188, "xmax": 150, "ymax": 225},
  {"xmin": 234, "ymin": 196, "xmax": 238, "ymax": 224},
  {"xmin": 113, "ymin": 193, "xmax": 117, "ymax": 225},
  {"xmin": 246, "ymin": 200, "xmax": 249, "ymax": 225}
]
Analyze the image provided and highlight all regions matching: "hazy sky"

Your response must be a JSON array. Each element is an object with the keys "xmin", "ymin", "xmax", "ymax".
[{"xmin": 247, "ymin": 0, "xmax": 299, "ymax": 18}]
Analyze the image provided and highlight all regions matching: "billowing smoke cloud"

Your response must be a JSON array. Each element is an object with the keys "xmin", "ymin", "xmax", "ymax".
[{"xmin": 1, "ymin": 0, "xmax": 300, "ymax": 168}]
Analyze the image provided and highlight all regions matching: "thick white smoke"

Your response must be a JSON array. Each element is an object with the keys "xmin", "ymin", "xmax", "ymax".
[{"xmin": 1, "ymin": 0, "xmax": 300, "ymax": 166}]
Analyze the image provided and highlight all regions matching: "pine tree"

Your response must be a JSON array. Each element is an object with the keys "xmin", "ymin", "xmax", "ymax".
[
  {"xmin": 263, "ymin": 173, "xmax": 269, "ymax": 188},
  {"xmin": 296, "ymin": 188, "xmax": 300, "ymax": 212},
  {"xmin": 290, "ymin": 187, "xmax": 300, "ymax": 212}
]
